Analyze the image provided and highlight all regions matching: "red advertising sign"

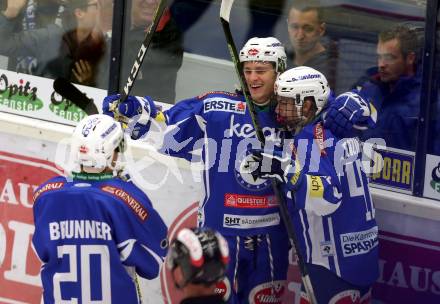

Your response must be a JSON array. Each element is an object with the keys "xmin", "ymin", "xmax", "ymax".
[
  {"xmin": 373, "ymin": 230, "xmax": 440, "ymax": 303},
  {"xmin": 0, "ymin": 151, "xmax": 62, "ymax": 303},
  {"xmin": 2, "ymin": 149, "xmax": 439, "ymax": 304}
]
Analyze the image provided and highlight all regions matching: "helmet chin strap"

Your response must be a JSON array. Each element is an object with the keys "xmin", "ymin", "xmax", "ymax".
[
  {"xmin": 277, "ymin": 105, "xmax": 307, "ymax": 132},
  {"xmin": 108, "ymin": 152, "xmax": 126, "ymax": 175}
]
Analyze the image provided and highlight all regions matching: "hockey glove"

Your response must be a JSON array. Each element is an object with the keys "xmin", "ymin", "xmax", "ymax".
[
  {"xmin": 103, "ymin": 94, "xmax": 157, "ymax": 118},
  {"xmin": 323, "ymin": 91, "xmax": 376, "ymax": 137},
  {"xmin": 102, "ymin": 94, "xmax": 158, "ymax": 140}
]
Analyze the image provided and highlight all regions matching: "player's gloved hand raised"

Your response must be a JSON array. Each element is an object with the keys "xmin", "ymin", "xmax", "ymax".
[
  {"xmin": 248, "ymin": 149, "xmax": 292, "ymax": 184},
  {"xmin": 323, "ymin": 91, "xmax": 376, "ymax": 137},
  {"xmin": 102, "ymin": 94, "xmax": 158, "ymax": 118},
  {"xmin": 102, "ymin": 94, "xmax": 158, "ymax": 140}
]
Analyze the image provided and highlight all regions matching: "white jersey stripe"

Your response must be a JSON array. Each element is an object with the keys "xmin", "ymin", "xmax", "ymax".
[
  {"xmin": 307, "ymin": 210, "xmax": 330, "ymax": 270},
  {"xmin": 299, "ymin": 210, "xmax": 311, "ymax": 262},
  {"xmin": 328, "ymin": 217, "xmax": 341, "ymax": 277}
]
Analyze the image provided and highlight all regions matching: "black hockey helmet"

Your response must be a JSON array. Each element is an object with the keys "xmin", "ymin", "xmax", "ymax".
[{"xmin": 167, "ymin": 227, "xmax": 229, "ymax": 288}]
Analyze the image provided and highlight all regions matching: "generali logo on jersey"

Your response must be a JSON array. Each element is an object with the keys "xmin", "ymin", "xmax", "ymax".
[
  {"xmin": 32, "ymin": 181, "xmax": 64, "ymax": 201},
  {"xmin": 0, "ymin": 150, "xmax": 62, "ymax": 304},
  {"xmin": 101, "ymin": 186, "xmax": 148, "ymax": 221}
]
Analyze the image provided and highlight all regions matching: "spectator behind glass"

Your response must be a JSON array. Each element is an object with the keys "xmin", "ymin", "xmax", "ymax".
[
  {"xmin": 0, "ymin": 0, "xmax": 65, "ymax": 75},
  {"xmin": 358, "ymin": 25, "xmax": 421, "ymax": 151},
  {"xmin": 45, "ymin": 0, "xmax": 106, "ymax": 87},
  {"xmin": 286, "ymin": 0, "xmax": 352, "ymax": 94},
  {"xmin": 120, "ymin": 0, "xmax": 184, "ymax": 103}
]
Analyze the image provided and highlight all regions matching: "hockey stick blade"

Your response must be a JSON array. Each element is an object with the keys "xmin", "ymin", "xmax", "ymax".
[
  {"xmin": 53, "ymin": 77, "xmax": 98, "ymax": 115},
  {"xmin": 219, "ymin": 0, "xmax": 234, "ymax": 21}
]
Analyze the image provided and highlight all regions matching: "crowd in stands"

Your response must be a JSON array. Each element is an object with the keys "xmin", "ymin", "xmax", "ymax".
[{"xmin": 0, "ymin": 0, "xmax": 437, "ymax": 153}]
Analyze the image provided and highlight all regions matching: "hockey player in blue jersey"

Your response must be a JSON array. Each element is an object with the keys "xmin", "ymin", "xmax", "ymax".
[
  {"xmin": 250, "ymin": 66, "xmax": 379, "ymax": 304},
  {"xmin": 32, "ymin": 114, "xmax": 168, "ymax": 304},
  {"xmin": 102, "ymin": 37, "xmax": 375, "ymax": 303}
]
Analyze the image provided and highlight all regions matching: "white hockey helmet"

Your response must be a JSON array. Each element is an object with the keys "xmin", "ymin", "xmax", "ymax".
[
  {"xmin": 275, "ymin": 66, "xmax": 330, "ymax": 115},
  {"xmin": 239, "ymin": 37, "xmax": 287, "ymax": 73},
  {"xmin": 71, "ymin": 114, "xmax": 125, "ymax": 173}
]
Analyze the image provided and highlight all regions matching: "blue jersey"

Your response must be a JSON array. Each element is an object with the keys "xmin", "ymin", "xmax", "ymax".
[
  {"xmin": 285, "ymin": 122, "xmax": 379, "ymax": 287},
  {"xmin": 32, "ymin": 175, "xmax": 168, "ymax": 304},
  {"xmin": 158, "ymin": 91, "xmax": 284, "ymax": 237}
]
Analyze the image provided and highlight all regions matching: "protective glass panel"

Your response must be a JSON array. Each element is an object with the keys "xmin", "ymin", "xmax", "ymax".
[
  {"xmin": 0, "ymin": 0, "xmax": 113, "ymax": 90},
  {"xmin": 428, "ymin": 9, "xmax": 440, "ymax": 156}
]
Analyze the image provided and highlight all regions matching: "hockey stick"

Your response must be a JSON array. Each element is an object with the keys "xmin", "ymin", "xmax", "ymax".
[
  {"xmin": 109, "ymin": 0, "xmax": 169, "ymax": 123},
  {"xmin": 53, "ymin": 77, "xmax": 99, "ymax": 115},
  {"xmin": 220, "ymin": 1, "xmax": 318, "ymax": 303}
]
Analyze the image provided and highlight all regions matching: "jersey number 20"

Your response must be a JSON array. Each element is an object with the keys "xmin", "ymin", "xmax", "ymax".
[{"xmin": 54, "ymin": 244, "xmax": 111, "ymax": 303}]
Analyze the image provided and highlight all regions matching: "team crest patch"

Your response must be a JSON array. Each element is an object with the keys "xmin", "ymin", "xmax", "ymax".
[
  {"xmin": 101, "ymin": 186, "xmax": 148, "ymax": 221},
  {"xmin": 320, "ymin": 240, "xmax": 334, "ymax": 257},
  {"xmin": 235, "ymin": 151, "xmax": 271, "ymax": 191},
  {"xmin": 33, "ymin": 182, "xmax": 64, "ymax": 202}
]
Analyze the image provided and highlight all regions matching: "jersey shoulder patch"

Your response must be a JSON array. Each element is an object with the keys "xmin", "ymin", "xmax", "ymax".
[
  {"xmin": 101, "ymin": 185, "xmax": 149, "ymax": 222},
  {"xmin": 33, "ymin": 180, "xmax": 65, "ymax": 202},
  {"xmin": 197, "ymin": 90, "xmax": 239, "ymax": 100}
]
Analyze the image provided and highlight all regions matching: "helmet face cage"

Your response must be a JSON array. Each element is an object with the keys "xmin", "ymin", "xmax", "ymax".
[
  {"xmin": 275, "ymin": 66, "xmax": 330, "ymax": 126},
  {"xmin": 70, "ymin": 114, "xmax": 124, "ymax": 172},
  {"xmin": 239, "ymin": 37, "xmax": 287, "ymax": 73},
  {"xmin": 275, "ymin": 95, "xmax": 304, "ymax": 127},
  {"xmin": 167, "ymin": 227, "xmax": 229, "ymax": 288}
]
